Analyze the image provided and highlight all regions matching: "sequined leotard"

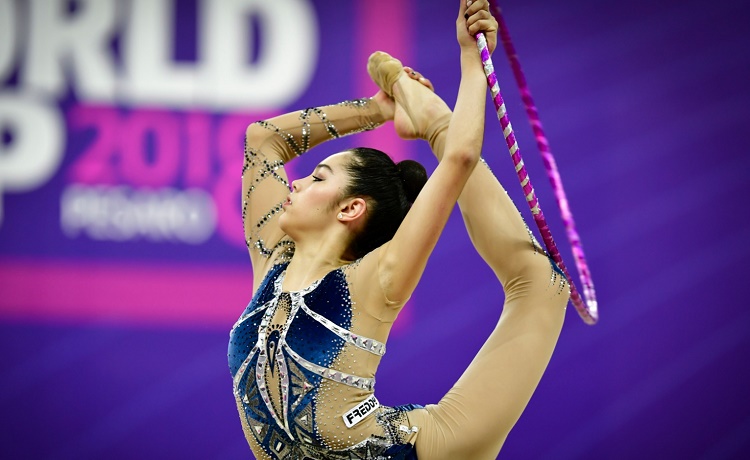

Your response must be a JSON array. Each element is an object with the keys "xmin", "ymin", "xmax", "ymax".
[
  {"xmin": 229, "ymin": 99, "xmax": 420, "ymax": 459},
  {"xmin": 228, "ymin": 261, "xmax": 420, "ymax": 459},
  {"xmin": 228, "ymin": 95, "xmax": 570, "ymax": 460}
]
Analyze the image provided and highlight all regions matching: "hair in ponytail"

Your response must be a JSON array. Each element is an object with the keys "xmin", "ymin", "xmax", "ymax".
[
  {"xmin": 396, "ymin": 159, "xmax": 427, "ymax": 204},
  {"xmin": 343, "ymin": 147, "xmax": 427, "ymax": 259}
]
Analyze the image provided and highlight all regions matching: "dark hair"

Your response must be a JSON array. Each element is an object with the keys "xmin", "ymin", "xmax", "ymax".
[{"xmin": 343, "ymin": 147, "xmax": 428, "ymax": 259}]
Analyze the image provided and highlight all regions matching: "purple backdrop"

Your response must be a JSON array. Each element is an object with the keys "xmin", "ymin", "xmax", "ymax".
[{"xmin": 1, "ymin": 0, "xmax": 749, "ymax": 458}]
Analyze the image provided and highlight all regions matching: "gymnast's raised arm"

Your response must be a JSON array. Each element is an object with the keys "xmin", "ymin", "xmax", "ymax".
[
  {"xmin": 372, "ymin": 0, "xmax": 487, "ymax": 304},
  {"xmin": 369, "ymin": 2, "xmax": 570, "ymax": 456},
  {"xmin": 242, "ymin": 98, "xmax": 394, "ymax": 290}
]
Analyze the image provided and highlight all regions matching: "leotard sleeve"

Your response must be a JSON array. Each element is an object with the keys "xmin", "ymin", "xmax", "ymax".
[{"xmin": 242, "ymin": 98, "xmax": 387, "ymax": 283}]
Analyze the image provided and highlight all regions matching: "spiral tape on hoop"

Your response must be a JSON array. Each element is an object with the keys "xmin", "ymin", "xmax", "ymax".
[{"xmin": 474, "ymin": 3, "xmax": 598, "ymax": 324}]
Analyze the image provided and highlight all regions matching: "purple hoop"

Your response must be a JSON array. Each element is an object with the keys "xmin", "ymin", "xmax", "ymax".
[{"xmin": 474, "ymin": 7, "xmax": 598, "ymax": 324}]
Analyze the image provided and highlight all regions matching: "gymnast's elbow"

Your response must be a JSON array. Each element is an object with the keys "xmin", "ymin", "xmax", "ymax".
[
  {"xmin": 444, "ymin": 147, "xmax": 480, "ymax": 172},
  {"xmin": 245, "ymin": 121, "xmax": 267, "ymax": 147}
]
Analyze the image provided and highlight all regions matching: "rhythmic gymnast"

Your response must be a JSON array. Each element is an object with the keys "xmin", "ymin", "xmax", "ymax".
[{"xmin": 228, "ymin": 1, "xmax": 569, "ymax": 458}]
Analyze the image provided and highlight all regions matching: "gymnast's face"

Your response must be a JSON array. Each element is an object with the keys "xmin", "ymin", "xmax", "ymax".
[{"xmin": 279, "ymin": 151, "xmax": 357, "ymax": 238}]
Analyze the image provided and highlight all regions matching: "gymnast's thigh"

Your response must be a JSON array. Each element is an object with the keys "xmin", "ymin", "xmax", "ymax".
[{"xmin": 406, "ymin": 396, "xmax": 508, "ymax": 460}]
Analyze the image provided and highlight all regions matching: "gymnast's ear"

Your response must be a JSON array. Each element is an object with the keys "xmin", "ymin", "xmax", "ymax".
[{"xmin": 337, "ymin": 197, "xmax": 367, "ymax": 223}]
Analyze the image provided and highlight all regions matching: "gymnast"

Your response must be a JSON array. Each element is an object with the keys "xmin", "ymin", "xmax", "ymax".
[{"xmin": 227, "ymin": 0, "xmax": 569, "ymax": 458}]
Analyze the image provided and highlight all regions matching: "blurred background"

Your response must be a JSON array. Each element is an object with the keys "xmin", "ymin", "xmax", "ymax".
[{"xmin": 1, "ymin": 0, "xmax": 748, "ymax": 458}]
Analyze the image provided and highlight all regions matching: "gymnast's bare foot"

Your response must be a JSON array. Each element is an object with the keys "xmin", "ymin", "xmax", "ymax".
[{"xmin": 368, "ymin": 51, "xmax": 451, "ymax": 141}]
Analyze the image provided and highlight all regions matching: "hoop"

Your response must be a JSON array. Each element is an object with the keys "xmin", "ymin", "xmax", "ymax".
[{"xmin": 474, "ymin": 5, "xmax": 599, "ymax": 324}]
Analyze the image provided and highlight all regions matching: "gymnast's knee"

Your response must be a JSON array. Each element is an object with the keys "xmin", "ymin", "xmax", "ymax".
[
  {"xmin": 409, "ymin": 400, "xmax": 494, "ymax": 459},
  {"xmin": 501, "ymin": 252, "xmax": 570, "ymax": 308}
]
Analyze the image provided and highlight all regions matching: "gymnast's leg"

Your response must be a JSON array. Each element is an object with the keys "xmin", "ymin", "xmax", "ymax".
[{"xmin": 369, "ymin": 46, "xmax": 568, "ymax": 460}]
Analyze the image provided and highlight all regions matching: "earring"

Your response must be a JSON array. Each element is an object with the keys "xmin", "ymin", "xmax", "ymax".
[{"xmin": 337, "ymin": 212, "xmax": 344, "ymax": 220}]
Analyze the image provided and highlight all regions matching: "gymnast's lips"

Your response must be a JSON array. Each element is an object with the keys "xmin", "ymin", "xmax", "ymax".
[{"xmin": 283, "ymin": 195, "xmax": 291, "ymax": 207}]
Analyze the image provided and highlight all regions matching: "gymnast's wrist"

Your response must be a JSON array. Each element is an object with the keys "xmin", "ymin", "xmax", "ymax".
[{"xmin": 364, "ymin": 96, "xmax": 390, "ymax": 125}]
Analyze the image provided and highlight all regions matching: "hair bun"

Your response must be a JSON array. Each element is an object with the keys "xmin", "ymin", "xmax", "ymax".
[{"xmin": 396, "ymin": 159, "xmax": 428, "ymax": 203}]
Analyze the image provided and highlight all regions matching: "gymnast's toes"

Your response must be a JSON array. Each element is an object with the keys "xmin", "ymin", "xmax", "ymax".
[{"xmin": 367, "ymin": 51, "xmax": 404, "ymax": 98}]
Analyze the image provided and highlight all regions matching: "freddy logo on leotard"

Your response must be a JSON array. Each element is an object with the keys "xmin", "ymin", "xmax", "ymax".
[{"xmin": 343, "ymin": 395, "xmax": 380, "ymax": 428}]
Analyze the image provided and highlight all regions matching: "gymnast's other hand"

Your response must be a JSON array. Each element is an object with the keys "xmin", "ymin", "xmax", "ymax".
[
  {"xmin": 403, "ymin": 67, "xmax": 435, "ymax": 93},
  {"xmin": 371, "ymin": 89, "xmax": 396, "ymax": 122}
]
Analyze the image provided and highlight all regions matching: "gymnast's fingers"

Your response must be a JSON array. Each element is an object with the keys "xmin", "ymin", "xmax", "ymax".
[
  {"xmin": 464, "ymin": 0, "xmax": 490, "ymax": 19},
  {"xmin": 404, "ymin": 67, "xmax": 435, "ymax": 92},
  {"xmin": 466, "ymin": 11, "xmax": 498, "ymax": 53},
  {"xmin": 467, "ymin": 13, "xmax": 497, "ymax": 37},
  {"xmin": 419, "ymin": 75, "xmax": 435, "ymax": 92}
]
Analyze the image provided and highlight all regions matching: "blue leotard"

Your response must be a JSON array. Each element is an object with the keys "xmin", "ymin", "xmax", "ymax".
[{"xmin": 228, "ymin": 262, "xmax": 420, "ymax": 459}]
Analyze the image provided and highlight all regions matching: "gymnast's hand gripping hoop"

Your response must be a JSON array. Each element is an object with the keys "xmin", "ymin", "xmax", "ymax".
[{"xmin": 473, "ymin": 3, "xmax": 599, "ymax": 324}]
